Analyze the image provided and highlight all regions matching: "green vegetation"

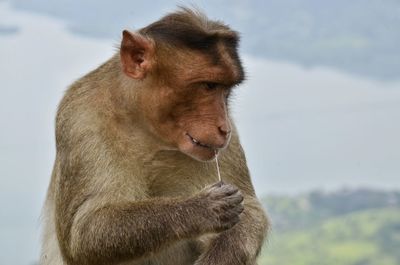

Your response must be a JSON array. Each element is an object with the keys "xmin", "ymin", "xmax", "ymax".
[{"xmin": 258, "ymin": 190, "xmax": 400, "ymax": 265}]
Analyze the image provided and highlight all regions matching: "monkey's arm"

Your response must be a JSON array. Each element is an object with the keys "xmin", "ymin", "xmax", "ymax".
[
  {"xmin": 66, "ymin": 197, "xmax": 203, "ymax": 264},
  {"xmin": 195, "ymin": 136, "xmax": 269, "ymax": 265},
  {"xmin": 56, "ymin": 152, "xmax": 243, "ymax": 265},
  {"xmin": 61, "ymin": 188, "xmax": 243, "ymax": 265}
]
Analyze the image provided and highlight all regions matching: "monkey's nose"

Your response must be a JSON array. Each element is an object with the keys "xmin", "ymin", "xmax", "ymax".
[{"xmin": 218, "ymin": 125, "xmax": 231, "ymax": 137}]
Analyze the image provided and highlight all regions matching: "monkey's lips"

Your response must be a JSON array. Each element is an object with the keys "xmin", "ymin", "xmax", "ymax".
[
  {"xmin": 187, "ymin": 133, "xmax": 215, "ymax": 149},
  {"xmin": 180, "ymin": 133, "xmax": 225, "ymax": 161}
]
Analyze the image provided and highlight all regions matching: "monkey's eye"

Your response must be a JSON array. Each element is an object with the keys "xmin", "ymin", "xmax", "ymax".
[{"xmin": 204, "ymin": 82, "xmax": 219, "ymax": 90}]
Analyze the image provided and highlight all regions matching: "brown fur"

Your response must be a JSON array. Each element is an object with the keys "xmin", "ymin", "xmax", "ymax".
[{"xmin": 40, "ymin": 8, "xmax": 268, "ymax": 265}]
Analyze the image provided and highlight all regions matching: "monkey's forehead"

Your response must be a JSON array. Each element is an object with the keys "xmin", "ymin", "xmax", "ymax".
[{"xmin": 158, "ymin": 46, "xmax": 244, "ymax": 88}]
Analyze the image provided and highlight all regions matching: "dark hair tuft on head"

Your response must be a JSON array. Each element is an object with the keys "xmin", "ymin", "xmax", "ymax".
[{"xmin": 139, "ymin": 7, "xmax": 239, "ymax": 51}]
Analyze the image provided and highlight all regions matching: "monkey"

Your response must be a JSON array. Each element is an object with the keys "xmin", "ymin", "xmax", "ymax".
[{"xmin": 40, "ymin": 8, "xmax": 269, "ymax": 265}]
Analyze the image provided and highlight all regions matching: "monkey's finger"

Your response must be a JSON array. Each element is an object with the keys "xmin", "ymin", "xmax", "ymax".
[
  {"xmin": 217, "ymin": 219, "xmax": 238, "ymax": 232},
  {"xmin": 224, "ymin": 193, "xmax": 244, "ymax": 205},
  {"xmin": 220, "ymin": 211, "xmax": 241, "ymax": 224},
  {"xmin": 234, "ymin": 204, "xmax": 245, "ymax": 214},
  {"xmin": 219, "ymin": 184, "xmax": 239, "ymax": 196}
]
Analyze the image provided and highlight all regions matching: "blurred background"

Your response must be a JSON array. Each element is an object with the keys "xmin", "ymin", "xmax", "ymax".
[{"xmin": 1, "ymin": 0, "xmax": 399, "ymax": 264}]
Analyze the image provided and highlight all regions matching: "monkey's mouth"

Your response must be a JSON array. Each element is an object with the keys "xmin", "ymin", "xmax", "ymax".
[{"xmin": 186, "ymin": 133, "xmax": 220, "ymax": 150}]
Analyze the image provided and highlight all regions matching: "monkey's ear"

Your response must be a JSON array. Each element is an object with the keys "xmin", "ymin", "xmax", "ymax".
[{"xmin": 120, "ymin": 30, "xmax": 154, "ymax": 80}]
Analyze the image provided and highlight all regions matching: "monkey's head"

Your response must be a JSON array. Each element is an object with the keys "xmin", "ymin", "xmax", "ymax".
[{"xmin": 120, "ymin": 9, "xmax": 244, "ymax": 161}]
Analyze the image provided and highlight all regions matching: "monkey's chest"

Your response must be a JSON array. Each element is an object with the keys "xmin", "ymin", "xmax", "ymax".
[{"xmin": 145, "ymin": 151, "xmax": 219, "ymax": 198}]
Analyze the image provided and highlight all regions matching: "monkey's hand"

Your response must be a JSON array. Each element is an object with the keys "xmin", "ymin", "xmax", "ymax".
[
  {"xmin": 192, "ymin": 182, "xmax": 244, "ymax": 234},
  {"xmin": 193, "ymin": 192, "xmax": 268, "ymax": 265}
]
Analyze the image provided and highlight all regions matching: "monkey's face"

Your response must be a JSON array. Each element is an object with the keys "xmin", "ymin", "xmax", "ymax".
[
  {"xmin": 167, "ymin": 83, "xmax": 232, "ymax": 161},
  {"xmin": 120, "ymin": 32, "xmax": 243, "ymax": 161},
  {"xmin": 141, "ymin": 50, "xmax": 242, "ymax": 161},
  {"xmin": 142, "ymin": 82, "xmax": 231, "ymax": 161}
]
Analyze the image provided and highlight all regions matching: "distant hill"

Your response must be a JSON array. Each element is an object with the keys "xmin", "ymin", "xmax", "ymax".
[
  {"xmin": 259, "ymin": 190, "xmax": 400, "ymax": 265},
  {"xmin": 262, "ymin": 189, "xmax": 400, "ymax": 231}
]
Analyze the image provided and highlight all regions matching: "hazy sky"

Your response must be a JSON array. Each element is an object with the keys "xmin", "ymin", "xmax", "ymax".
[{"xmin": 0, "ymin": 2, "xmax": 400, "ymax": 264}]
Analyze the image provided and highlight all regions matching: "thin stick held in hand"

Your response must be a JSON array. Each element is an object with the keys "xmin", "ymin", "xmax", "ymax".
[{"xmin": 215, "ymin": 150, "xmax": 221, "ymax": 182}]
